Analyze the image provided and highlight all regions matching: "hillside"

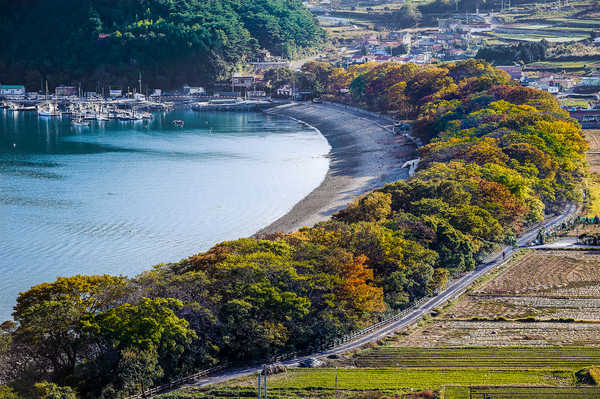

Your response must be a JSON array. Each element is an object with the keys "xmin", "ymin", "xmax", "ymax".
[{"xmin": 0, "ymin": 0, "xmax": 326, "ymax": 91}]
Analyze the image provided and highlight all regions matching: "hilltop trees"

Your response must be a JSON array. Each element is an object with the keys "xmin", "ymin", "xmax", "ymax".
[
  {"xmin": 476, "ymin": 41, "xmax": 549, "ymax": 65},
  {"xmin": 0, "ymin": 0, "xmax": 326, "ymax": 90}
]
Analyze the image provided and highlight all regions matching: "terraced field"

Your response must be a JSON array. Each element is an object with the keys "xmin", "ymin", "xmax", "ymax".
[
  {"xmin": 220, "ymin": 368, "xmax": 574, "ymax": 392},
  {"xmin": 395, "ymin": 250, "xmax": 600, "ymax": 347},
  {"xmin": 466, "ymin": 386, "xmax": 600, "ymax": 399},
  {"xmin": 585, "ymin": 130, "xmax": 600, "ymax": 216},
  {"xmin": 344, "ymin": 347, "xmax": 600, "ymax": 369},
  {"xmin": 476, "ymin": 251, "xmax": 600, "ymax": 297}
]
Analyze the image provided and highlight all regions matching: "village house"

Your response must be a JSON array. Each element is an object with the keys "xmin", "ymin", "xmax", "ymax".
[
  {"xmin": 248, "ymin": 50, "xmax": 290, "ymax": 71},
  {"xmin": 231, "ymin": 73, "xmax": 256, "ymax": 89},
  {"xmin": 435, "ymin": 32, "xmax": 472, "ymax": 45},
  {"xmin": 527, "ymin": 75, "xmax": 577, "ymax": 93},
  {"xmin": 355, "ymin": 33, "xmax": 380, "ymax": 48},
  {"xmin": 582, "ymin": 73, "xmax": 600, "ymax": 86},
  {"xmin": 466, "ymin": 22, "xmax": 492, "ymax": 33},
  {"xmin": 438, "ymin": 19, "xmax": 464, "ymax": 34},
  {"xmin": 276, "ymin": 84, "xmax": 293, "ymax": 97},
  {"xmin": 497, "ymin": 65, "xmax": 523, "ymax": 81},
  {"xmin": 381, "ymin": 31, "xmax": 412, "ymax": 47},
  {"xmin": 250, "ymin": 50, "xmax": 271, "ymax": 63},
  {"xmin": 443, "ymin": 48, "xmax": 467, "ymax": 60}
]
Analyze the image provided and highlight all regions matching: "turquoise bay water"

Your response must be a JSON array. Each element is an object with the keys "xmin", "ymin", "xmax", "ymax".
[{"xmin": 0, "ymin": 109, "xmax": 330, "ymax": 320}]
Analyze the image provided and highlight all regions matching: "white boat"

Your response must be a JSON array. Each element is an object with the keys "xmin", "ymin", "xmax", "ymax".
[
  {"xmin": 7, "ymin": 102, "xmax": 34, "ymax": 111},
  {"xmin": 37, "ymin": 101, "xmax": 60, "ymax": 117},
  {"xmin": 72, "ymin": 118, "xmax": 90, "ymax": 127},
  {"xmin": 118, "ymin": 112, "xmax": 133, "ymax": 121}
]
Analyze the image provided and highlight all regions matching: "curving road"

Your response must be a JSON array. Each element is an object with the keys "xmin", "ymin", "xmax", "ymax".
[{"xmin": 191, "ymin": 203, "xmax": 579, "ymax": 388}]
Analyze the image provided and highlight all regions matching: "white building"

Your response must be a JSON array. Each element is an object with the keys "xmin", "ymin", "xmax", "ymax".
[{"xmin": 1, "ymin": 85, "xmax": 26, "ymax": 95}]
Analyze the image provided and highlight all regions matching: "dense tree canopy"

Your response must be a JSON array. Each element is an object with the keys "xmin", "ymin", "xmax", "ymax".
[
  {"xmin": 476, "ymin": 41, "xmax": 549, "ymax": 65},
  {"xmin": 0, "ymin": 0, "xmax": 326, "ymax": 91}
]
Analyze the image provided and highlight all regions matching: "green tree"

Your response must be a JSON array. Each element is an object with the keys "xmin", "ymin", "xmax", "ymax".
[
  {"xmin": 33, "ymin": 382, "xmax": 77, "ymax": 399},
  {"xmin": 389, "ymin": 4, "xmax": 422, "ymax": 29},
  {"xmin": 0, "ymin": 386, "xmax": 21, "ymax": 399},
  {"xmin": 115, "ymin": 347, "xmax": 163, "ymax": 397},
  {"xmin": 83, "ymin": 297, "xmax": 195, "ymax": 378},
  {"xmin": 10, "ymin": 275, "xmax": 129, "ymax": 384}
]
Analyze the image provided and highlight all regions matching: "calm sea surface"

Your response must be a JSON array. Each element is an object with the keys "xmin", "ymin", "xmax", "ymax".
[{"xmin": 0, "ymin": 109, "xmax": 330, "ymax": 320}]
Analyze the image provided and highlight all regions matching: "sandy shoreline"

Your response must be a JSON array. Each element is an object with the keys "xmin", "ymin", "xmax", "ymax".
[{"xmin": 254, "ymin": 102, "xmax": 418, "ymax": 236}]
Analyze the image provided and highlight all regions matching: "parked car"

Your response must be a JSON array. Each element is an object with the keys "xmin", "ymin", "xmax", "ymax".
[{"xmin": 299, "ymin": 357, "xmax": 324, "ymax": 368}]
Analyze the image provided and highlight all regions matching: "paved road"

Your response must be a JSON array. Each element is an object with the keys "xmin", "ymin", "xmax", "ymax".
[{"xmin": 192, "ymin": 203, "xmax": 579, "ymax": 388}]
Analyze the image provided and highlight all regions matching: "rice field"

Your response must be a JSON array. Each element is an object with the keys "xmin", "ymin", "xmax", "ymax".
[
  {"xmin": 461, "ymin": 386, "xmax": 600, "ymax": 399},
  {"xmin": 233, "ymin": 368, "xmax": 574, "ymax": 391},
  {"xmin": 345, "ymin": 347, "xmax": 600, "ymax": 369},
  {"xmin": 476, "ymin": 251, "xmax": 600, "ymax": 297}
]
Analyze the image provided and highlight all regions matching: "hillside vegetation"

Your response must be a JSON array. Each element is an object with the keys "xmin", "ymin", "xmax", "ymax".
[
  {"xmin": 0, "ymin": 0, "xmax": 326, "ymax": 90},
  {"xmin": 0, "ymin": 60, "xmax": 587, "ymax": 398}
]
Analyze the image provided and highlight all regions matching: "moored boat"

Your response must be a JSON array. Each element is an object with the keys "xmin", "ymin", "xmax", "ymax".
[
  {"xmin": 72, "ymin": 118, "xmax": 90, "ymax": 127},
  {"xmin": 37, "ymin": 101, "xmax": 60, "ymax": 117}
]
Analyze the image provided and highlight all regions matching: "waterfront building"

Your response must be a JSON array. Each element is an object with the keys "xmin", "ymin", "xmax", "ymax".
[
  {"xmin": 0, "ymin": 85, "xmax": 26, "ymax": 95},
  {"xmin": 55, "ymin": 86, "xmax": 77, "ymax": 97},
  {"xmin": 231, "ymin": 74, "xmax": 256, "ymax": 89}
]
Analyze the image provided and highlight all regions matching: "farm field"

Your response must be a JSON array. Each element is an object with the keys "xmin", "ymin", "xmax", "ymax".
[
  {"xmin": 585, "ymin": 130, "xmax": 600, "ymax": 216},
  {"xmin": 585, "ymin": 130, "xmax": 600, "ymax": 172},
  {"xmin": 160, "ymin": 385, "xmax": 600, "ymax": 399},
  {"xmin": 527, "ymin": 60, "xmax": 600, "ymax": 69},
  {"xmin": 339, "ymin": 347, "xmax": 600, "ymax": 369},
  {"xmin": 453, "ymin": 386, "xmax": 600, "ymax": 399},
  {"xmin": 397, "ymin": 250, "xmax": 600, "ymax": 347},
  {"xmin": 494, "ymin": 34, "xmax": 587, "ymax": 43},
  {"xmin": 213, "ymin": 368, "xmax": 574, "ymax": 391},
  {"xmin": 474, "ymin": 250, "xmax": 600, "ymax": 298}
]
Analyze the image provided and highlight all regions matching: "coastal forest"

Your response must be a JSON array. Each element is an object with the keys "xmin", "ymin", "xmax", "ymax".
[
  {"xmin": 0, "ymin": 0, "xmax": 326, "ymax": 91},
  {"xmin": 0, "ymin": 60, "xmax": 587, "ymax": 398}
]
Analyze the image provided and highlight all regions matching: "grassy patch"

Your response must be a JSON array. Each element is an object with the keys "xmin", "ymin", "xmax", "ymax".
[
  {"xmin": 493, "ymin": 34, "xmax": 588, "ymax": 43},
  {"xmin": 443, "ymin": 385, "xmax": 470, "ymax": 399},
  {"xmin": 560, "ymin": 98, "xmax": 591, "ymax": 108},
  {"xmin": 586, "ymin": 174, "xmax": 600, "ymax": 217},
  {"xmin": 256, "ymin": 368, "xmax": 574, "ymax": 391}
]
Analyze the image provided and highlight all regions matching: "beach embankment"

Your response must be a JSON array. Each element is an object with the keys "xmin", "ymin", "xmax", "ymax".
[{"xmin": 254, "ymin": 102, "xmax": 418, "ymax": 236}]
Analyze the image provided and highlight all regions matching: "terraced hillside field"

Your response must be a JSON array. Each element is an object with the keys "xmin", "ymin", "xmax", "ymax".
[
  {"xmin": 585, "ymin": 130, "xmax": 600, "ymax": 216},
  {"xmin": 343, "ymin": 347, "xmax": 600, "ymax": 369},
  {"xmin": 398, "ymin": 250, "xmax": 600, "ymax": 347}
]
